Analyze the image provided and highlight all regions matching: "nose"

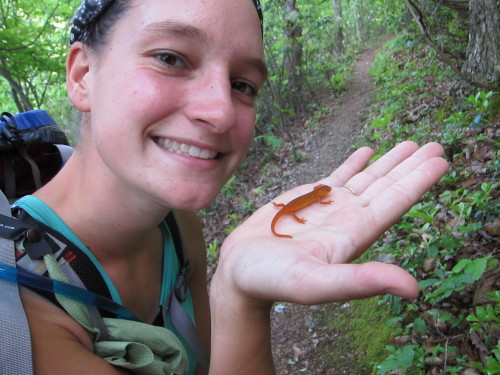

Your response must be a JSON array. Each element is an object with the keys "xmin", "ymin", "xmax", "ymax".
[{"xmin": 186, "ymin": 69, "xmax": 236, "ymax": 133}]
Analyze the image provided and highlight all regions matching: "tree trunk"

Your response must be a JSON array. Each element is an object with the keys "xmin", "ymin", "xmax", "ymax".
[
  {"xmin": 283, "ymin": 0, "xmax": 303, "ymax": 111},
  {"xmin": 461, "ymin": 0, "xmax": 500, "ymax": 89},
  {"xmin": 352, "ymin": 1, "xmax": 362, "ymax": 44},
  {"xmin": 0, "ymin": 65, "xmax": 33, "ymax": 112},
  {"xmin": 332, "ymin": 0, "xmax": 345, "ymax": 56}
]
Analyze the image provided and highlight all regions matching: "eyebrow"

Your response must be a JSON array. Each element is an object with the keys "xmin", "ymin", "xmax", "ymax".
[
  {"xmin": 245, "ymin": 57, "xmax": 269, "ymax": 81},
  {"xmin": 144, "ymin": 21, "xmax": 210, "ymax": 43},
  {"xmin": 144, "ymin": 21, "xmax": 268, "ymax": 80}
]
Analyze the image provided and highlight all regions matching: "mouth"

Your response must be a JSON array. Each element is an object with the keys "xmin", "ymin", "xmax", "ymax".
[{"xmin": 154, "ymin": 137, "xmax": 219, "ymax": 160}]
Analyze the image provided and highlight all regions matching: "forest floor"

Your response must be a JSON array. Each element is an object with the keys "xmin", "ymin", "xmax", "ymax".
[
  {"xmin": 271, "ymin": 44, "xmax": 376, "ymax": 375},
  {"xmin": 200, "ymin": 43, "xmax": 381, "ymax": 374},
  {"xmin": 268, "ymin": 45, "xmax": 378, "ymax": 375}
]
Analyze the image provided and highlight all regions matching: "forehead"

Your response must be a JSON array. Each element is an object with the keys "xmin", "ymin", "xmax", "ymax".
[{"xmin": 126, "ymin": 0, "xmax": 263, "ymax": 44}]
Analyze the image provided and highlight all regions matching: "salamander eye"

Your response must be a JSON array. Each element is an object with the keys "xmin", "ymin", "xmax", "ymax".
[{"xmin": 232, "ymin": 81, "xmax": 257, "ymax": 97}]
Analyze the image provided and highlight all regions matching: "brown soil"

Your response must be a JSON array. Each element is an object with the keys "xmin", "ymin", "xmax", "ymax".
[{"xmin": 268, "ymin": 46, "xmax": 378, "ymax": 375}]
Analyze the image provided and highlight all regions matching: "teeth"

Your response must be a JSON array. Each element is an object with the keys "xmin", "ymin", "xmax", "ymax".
[
  {"xmin": 199, "ymin": 149, "xmax": 211, "ymax": 159},
  {"xmin": 156, "ymin": 138, "xmax": 217, "ymax": 160},
  {"xmin": 189, "ymin": 145, "xmax": 201, "ymax": 157}
]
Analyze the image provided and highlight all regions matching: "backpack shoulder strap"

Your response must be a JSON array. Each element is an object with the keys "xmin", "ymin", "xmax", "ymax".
[
  {"xmin": 165, "ymin": 211, "xmax": 210, "ymax": 373},
  {"xmin": 0, "ymin": 190, "xmax": 33, "ymax": 375}
]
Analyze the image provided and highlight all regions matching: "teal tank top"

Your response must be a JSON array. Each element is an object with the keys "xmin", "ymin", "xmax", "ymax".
[{"xmin": 14, "ymin": 195, "xmax": 198, "ymax": 374}]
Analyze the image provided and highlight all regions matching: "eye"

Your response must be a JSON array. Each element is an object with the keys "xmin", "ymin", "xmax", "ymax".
[
  {"xmin": 231, "ymin": 81, "xmax": 257, "ymax": 97},
  {"xmin": 155, "ymin": 51, "xmax": 187, "ymax": 69}
]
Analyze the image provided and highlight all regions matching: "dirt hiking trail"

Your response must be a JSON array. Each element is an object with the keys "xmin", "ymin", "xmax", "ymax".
[{"xmin": 270, "ymin": 45, "xmax": 379, "ymax": 375}]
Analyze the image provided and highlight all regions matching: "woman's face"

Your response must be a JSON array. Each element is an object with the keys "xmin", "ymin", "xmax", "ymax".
[{"xmin": 80, "ymin": 0, "xmax": 266, "ymax": 209}]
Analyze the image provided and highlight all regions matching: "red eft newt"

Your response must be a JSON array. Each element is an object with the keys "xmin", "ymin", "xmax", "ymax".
[{"xmin": 271, "ymin": 184, "xmax": 333, "ymax": 239}]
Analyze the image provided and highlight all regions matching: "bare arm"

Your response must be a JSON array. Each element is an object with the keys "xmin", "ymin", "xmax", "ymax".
[
  {"xmin": 208, "ymin": 142, "xmax": 449, "ymax": 375},
  {"xmin": 21, "ymin": 288, "xmax": 129, "ymax": 375}
]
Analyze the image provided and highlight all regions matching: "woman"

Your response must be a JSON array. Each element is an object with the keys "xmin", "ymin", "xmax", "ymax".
[{"xmin": 16, "ymin": 0, "xmax": 449, "ymax": 374}]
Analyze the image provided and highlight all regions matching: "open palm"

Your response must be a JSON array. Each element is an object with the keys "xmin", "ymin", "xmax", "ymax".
[{"xmin": 216, "ymin": 142, "xmax": 449, "ymax": 306}]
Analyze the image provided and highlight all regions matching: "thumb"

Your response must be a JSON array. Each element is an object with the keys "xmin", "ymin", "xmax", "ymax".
[{"xmin": 289, "ymin": 262, "xmax": 419, "ymax": 305}]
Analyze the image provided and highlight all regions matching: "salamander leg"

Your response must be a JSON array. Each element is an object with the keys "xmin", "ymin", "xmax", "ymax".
[
  {"xmin": 292, "ymin": 214, "xmax": 307, "ymax": 224},
  {"xmin": 320, "ymin": 199, "xmax": 334, "ymax": 204}
]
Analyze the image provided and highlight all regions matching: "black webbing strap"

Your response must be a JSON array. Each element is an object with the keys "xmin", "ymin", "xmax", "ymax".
[{"xmin": 19, "ymin": 146, "xmax": 42, "ymax": 191}]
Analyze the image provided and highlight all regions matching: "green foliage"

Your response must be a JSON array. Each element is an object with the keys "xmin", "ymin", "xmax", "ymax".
[
  {"xmin": 207, "ymin": 239, "xmax": 220, "ymax": 264},
  {"xmin": 468, "ymin": 291, "xmax": 500, "ymax": 374},
  {"xmin": 221, "ymin": 176, "xmax": 237, "ymax": 199},
  {"xmin": 0, "ymin": 0, "xmax": 78, "ymax": 113},
  {"xmin": 471, "ymin": 340, "xmax": 500, "ymax": 375},
  {"xmin": 375, "ymin": 344, "xmax": 425, "ymax": 374},
  {"xmin": 466, "ymin": 91, "xmax": 497, "ymax": 119},
  {"xmin": 256, "ymin": 134, "xmax": 284, "ymax": 150},
  {"xmin": 322, "ymin": 298, "xmax": 395, "ymax": 373},
  {"xmin": 420, "ymin": 257, "xmax": 493, "ymax": 304},
  {"xmin": 358, "ymin": 34, "xmax": 500, "ymax": 374},
  {"xmin": 224, "ymin": 213, "xmax": 240, "ymax": 234},
  {"xmin": 257, "ymin": 0, "xmax": 401, "ymax": 140},
  {"xmin": 467, "ymin": 291, "xmax": 500, "ymax": 334}
]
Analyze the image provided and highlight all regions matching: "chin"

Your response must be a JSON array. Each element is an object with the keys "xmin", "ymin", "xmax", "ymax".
[{"xmin": 169, "ymin": 190, "xmax": 220, "ymax": 211}]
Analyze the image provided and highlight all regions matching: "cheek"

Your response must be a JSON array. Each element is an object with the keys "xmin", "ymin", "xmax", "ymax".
[
  {"xmin": 100, "ymin": 67, "xmax": 180, "ymax": 122},
  {"xmin": 127, "ymin": 80, "xmax": 179, "ymax": 122}
]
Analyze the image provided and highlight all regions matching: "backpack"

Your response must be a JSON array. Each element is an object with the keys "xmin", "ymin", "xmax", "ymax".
[
  {"xmin": 0, "ymin": 110, "xmax": 72, "ymax": 201},
  {"xmin": 0, "ymin": 110, "xmax": 209, "ymax": 374}
]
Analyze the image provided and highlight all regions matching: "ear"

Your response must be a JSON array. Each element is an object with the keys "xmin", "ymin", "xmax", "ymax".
[{"xmin": 66, "ymin": 42, "xmax": 91, "ymax": 112}]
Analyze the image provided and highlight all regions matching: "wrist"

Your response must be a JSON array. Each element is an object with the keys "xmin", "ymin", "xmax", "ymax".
[{"xmin": 209, "ymin": 267, "xmax": 275, "ymax": 375}]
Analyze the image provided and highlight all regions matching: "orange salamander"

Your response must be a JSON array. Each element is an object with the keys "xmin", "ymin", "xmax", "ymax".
[{"xmin": 271, "ymin": 184, "xmax": 333, "ymax": 238}]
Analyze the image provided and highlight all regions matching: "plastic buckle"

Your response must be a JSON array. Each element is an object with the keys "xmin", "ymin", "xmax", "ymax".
[
  {"xmin": 1, "ymin": 112, "xmax": 24, "ymax": 147},
  {"xmin": 23, "ymin": 229, "xmax": 60, "ymax": 260}
]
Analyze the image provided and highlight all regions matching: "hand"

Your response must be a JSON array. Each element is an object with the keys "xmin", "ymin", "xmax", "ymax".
[{"xmin": 214, "ymin": 141, "xmax": 449, "ymax": 307}]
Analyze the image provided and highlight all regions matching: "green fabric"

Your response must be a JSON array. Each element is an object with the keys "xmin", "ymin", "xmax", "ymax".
[
  {"xmin": 43, "ymin": 252, "xmax": 188, "ymax": 375},
  {"xmin": 95, "ymin": 319, "xmax": 188, "ymax": 375}
]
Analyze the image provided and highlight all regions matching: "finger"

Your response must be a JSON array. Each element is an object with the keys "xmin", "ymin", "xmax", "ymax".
[
  {"xmin": 340, "ymin": 141, "xmax": 420, "ymax": 195},
  {"xmin": 362, "ymin": 142, "xmax": 446, "ymax": 201},
  {"xmin": 325, "ymin": 146, "xmax": 374, "ymax": 186},
  {"xmin": 369, "ymin": 156, "xmax": 449, "ymax": 229},
  {"xmin": 285, "ymin": 262, "xmax": 419, "ymax": 304},
  {"xmin": 267, "ymin": 147, "xmax": 374, "ymax": 204}
]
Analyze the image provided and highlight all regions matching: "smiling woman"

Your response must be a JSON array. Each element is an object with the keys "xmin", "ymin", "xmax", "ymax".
[{"xmin": 2, "ymin": 0, "xmax": 450, "ymax": 374}]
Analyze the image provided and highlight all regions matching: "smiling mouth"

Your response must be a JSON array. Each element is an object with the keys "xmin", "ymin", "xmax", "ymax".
[{"xmin": 154, "ymin": 137, "xmax": 219, "ymax": 160}]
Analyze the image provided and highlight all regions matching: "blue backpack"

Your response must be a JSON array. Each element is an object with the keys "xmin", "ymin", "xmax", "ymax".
[
  {"xmin": 0, "ymin": 110, "xmax": 72, "ymax": 201},
  {"xmin": 0, "ymin": 110, "xmax": 208, "ymax": 374}
]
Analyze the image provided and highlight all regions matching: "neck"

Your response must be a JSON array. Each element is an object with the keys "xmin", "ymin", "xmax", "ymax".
[{"xmin": 34, "ymin": 149, "xmax": 170, "ymax": 259}]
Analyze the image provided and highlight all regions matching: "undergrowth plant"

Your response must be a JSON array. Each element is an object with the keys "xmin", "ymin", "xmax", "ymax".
[{"xmin": 360, "ymin": 34, "xmax": 500, "ymax": 374}]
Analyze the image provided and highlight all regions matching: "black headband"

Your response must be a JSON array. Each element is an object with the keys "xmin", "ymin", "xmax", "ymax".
[{"xmin": 70, "ymin": 0, "xmax": 264, "ymax": 45}]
